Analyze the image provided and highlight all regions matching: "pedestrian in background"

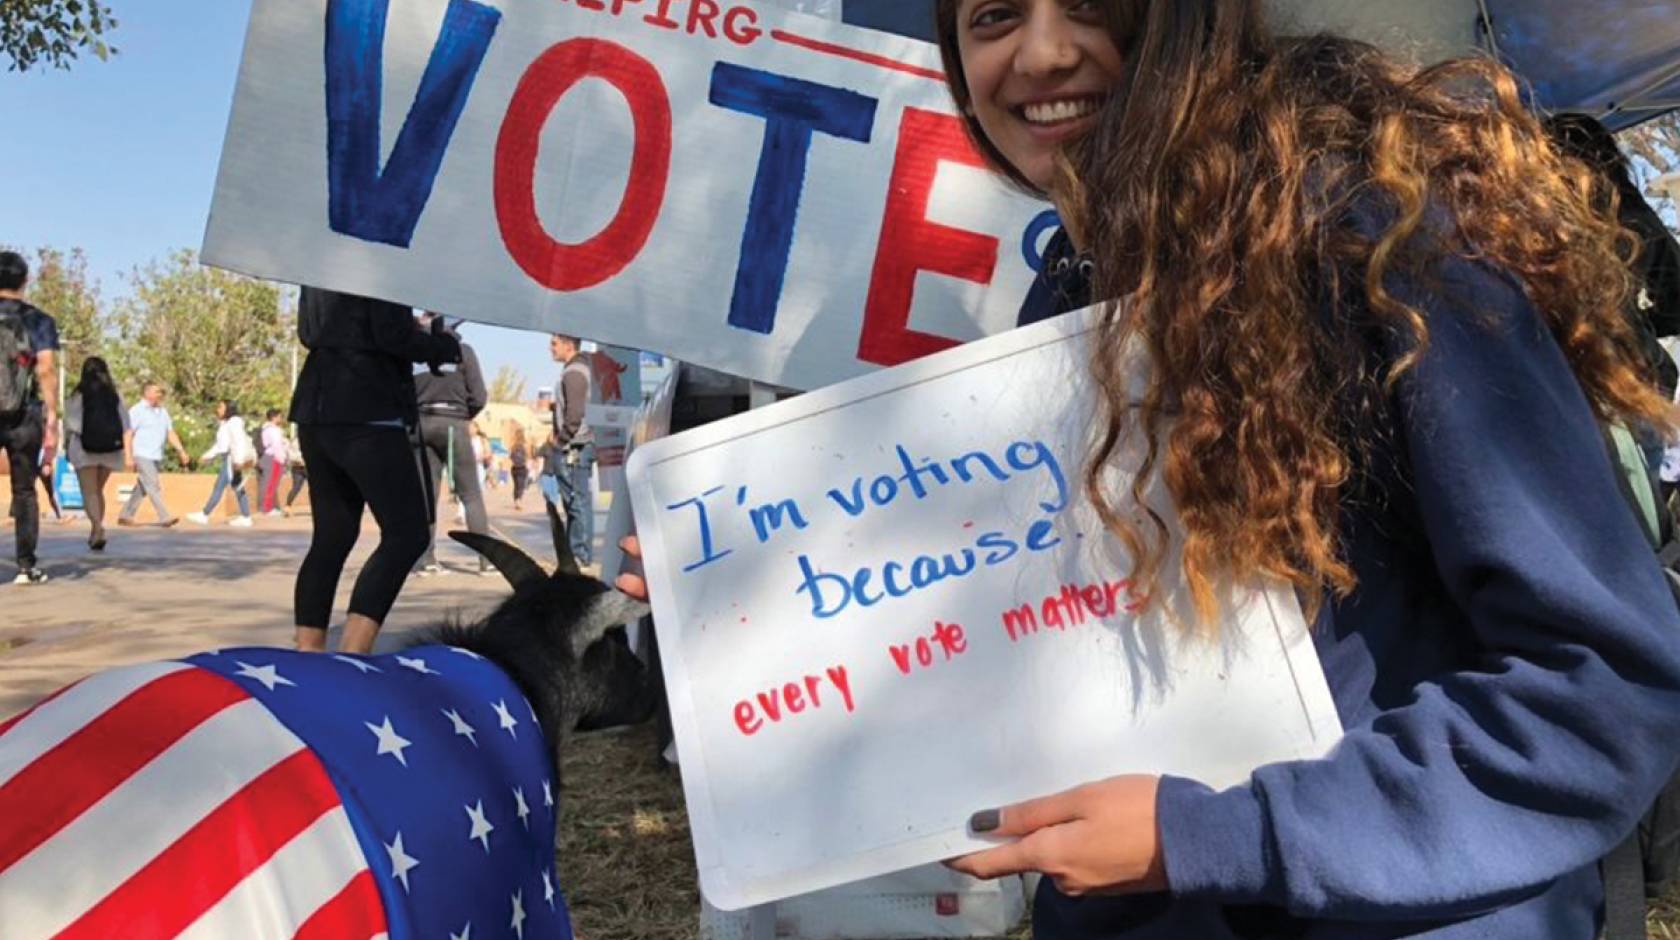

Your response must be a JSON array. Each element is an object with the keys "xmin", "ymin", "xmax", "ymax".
[
  {"xmin": 0, "ymin": 250, "xmax": 60, "ymax": 584},
  {"xmin": 187, "ymin": 399, "xmax": 255, "ymax": 528},
  {"xmin": 290, "ymin": 287, "xmax": 461, "ymax": 654},
  {"xmin": 284, "ymin": 432, "xmax": 309, "ymax": 512},
  {"xmin": 118, "ymin": 382, "xmax": 191, "ymax": 527},
  {"xmin": 507, "ymin": 421, "xmax": 531, "ymax": 512},
  {"xmin": 545, "ymin": 333, "xmax": 595, "ymax": 567},
  {"xmin": 258, "ymin": 408, "xmax": 289, "ymax": 516},
  {"xmin": 413, "ymin": 323, "xmax": 489, "ymax": 576},
  {"xmin": 64, "ymin": 357, "xmax": 129, "ymax": 551}
]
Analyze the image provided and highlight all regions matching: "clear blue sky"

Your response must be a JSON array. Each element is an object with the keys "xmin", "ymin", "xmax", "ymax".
[{"xmin": 0, "ymin": 0, "xmax": 560, "ymax": 394}]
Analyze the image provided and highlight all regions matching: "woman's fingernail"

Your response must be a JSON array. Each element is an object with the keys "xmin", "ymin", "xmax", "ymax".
[{"xmin": 969, "ymin": 809, "xmax": 1000, "ymax": 833}]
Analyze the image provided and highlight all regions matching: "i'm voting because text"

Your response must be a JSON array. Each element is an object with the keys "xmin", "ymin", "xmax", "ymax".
[{"xmin": 671, "ymin": 440, "xmax": 1073, "ymax": 620}]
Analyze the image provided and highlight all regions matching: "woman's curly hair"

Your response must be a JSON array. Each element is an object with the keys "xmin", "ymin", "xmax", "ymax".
[{"xmin": 936, "ymin": 0, "xmax": 1674, "ymax": 625}]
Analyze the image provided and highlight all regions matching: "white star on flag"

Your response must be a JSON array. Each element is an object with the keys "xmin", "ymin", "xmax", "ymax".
[
  {"xmin": 543, "ymin": 779, "xmax": 554, "ymax": 809},
  {"xmin": 232, "ymin": 661, "xmax": 296, "ymax": 691},
  {"xmin": 493, "ymin": 699, "xmax": 519, "ymax": 739},
  {"xmin": 386, "ymin": 832, "xmax": 419, "ymax": 892},
  {"xmin": 543, "ymin": 869, "xmax": 556, "ymax": 909},
  {"xmin": 449, "ymin": 646, "xmax": 485, "ymax": 660},
  {"xmin": 444, "ymin": 708, "xmax": 479, "ymax": 747},
  {"xmin": 450, "ymin": 924, "xmax": 472, "ymax": 940},
  {"xmin": 397, "ymin": 655, "xmax": 439, "ymax": 675},
  {"xmin": 511, "ymin": 888, "xmax": 527, "ymax": 939},
  {"xmin": 366, "ymin": 716, "xmax": 413, "ymax": 767},
  {"xmin": 514, "ymin": 786, "xmax": 531, "ymax": 829},
  {"xmin": 332, "ymin": 654, "xmax": 381, "ymax": 673},
  {"xmin": 466, "ymin": 799, "xmax": 495, "ymax": 852}
]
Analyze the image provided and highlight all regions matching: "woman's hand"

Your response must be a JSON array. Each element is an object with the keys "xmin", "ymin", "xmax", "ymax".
[
  {"xmin": 946, "ymin": 775, "xmax": 1168, "ymax": 898},
  {"xmin": 615, "ymin": 535, "xmax": 648, "ymax": 600}
]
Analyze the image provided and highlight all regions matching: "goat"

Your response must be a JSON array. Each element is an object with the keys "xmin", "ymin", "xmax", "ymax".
[{"xmin": 0, "ymin": 513, "xmax": 655, "ymax": 939}]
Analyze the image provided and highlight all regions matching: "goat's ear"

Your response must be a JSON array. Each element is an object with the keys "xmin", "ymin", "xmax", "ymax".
[
  {"xmin": 546, "ymin": 501, "xmax": 581, "ymax": 576},
  {"xmin": 569, "ymin": 590, "xmax": 652, "ymax": 659},
  {"xmin": 450, "ymin": 531, "xmax": 546, "ymax": 590}
]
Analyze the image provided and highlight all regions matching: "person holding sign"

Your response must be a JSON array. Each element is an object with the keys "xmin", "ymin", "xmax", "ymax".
[{"xmin": 904, "ymin": 1, "xmax": 1680, "ymax": 938}]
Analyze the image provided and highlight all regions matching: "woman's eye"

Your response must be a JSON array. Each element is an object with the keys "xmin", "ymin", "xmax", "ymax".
[{"xmin": 969, "ymin": 5, "xmax": 1018, "ymax": 30}]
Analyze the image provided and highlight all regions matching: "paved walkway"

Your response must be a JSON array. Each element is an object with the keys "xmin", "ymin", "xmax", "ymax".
[{"xmin": 0, "ymin": 485, "xmax": 595, "ymax": 720}]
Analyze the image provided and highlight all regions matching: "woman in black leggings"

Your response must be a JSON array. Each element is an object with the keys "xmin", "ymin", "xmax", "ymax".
[{"xmin": 288, "ymin": 287, "xmax": 461, "ymax": 654}]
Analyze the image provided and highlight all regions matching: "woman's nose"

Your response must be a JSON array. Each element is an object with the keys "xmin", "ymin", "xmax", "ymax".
[{"xmin": 1014, "ymin": 7, "xmax": 1082, "ymax": 77}]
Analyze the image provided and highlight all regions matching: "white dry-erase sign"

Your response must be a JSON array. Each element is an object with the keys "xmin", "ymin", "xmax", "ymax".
[{"xmin": 627, "ymin": 308, "xmax": 1345, "ymax": 911}]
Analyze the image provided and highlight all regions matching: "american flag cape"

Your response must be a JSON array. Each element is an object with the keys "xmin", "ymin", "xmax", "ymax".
[{"xmin": 0, "ymin": 646, "xmax": 574, "ymax": 939}]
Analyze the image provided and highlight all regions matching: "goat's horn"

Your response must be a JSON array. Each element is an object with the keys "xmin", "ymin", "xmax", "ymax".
[
  {"xmin": 545, "ymin": 501, "xmax": 582, "ymax": 576},
  {"xmin": 569, "ymin": 590, "xmax": 653, "ymax": 660},
  {"xmin": 448, "ymin": 531, "xmax": 546, "ymax": 589}
]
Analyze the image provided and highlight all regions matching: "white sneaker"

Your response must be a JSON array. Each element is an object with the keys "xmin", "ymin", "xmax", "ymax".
[
  {"xmin": 12, "ymin": 568, "xmax": 48, "ymax": 585},
  {"xmin": 415, "ymin": 563, "xmax": 447, "ymax": 578},
  {"xmin": 228, "ymin": 516, "xmax": 254, "ymax": 528},
  {"xmin": 185, "ymin": 512, "xmax": 210, "ymax": 525},
  {"xmin": 265, "ymin": 510, "xmax": 285, "ymax": 519}
]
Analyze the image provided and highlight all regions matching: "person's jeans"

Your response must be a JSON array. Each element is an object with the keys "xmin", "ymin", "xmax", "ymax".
[
  {"xmin": 258, "ymin": 457, "xmax": 285, "ymax": 512},
  {"xmin": 1, "ymin": 412, "xmax": 42, "ymax": 568},
  {"xmin": 120, "ymin": 457, "xmax": 172, "ymax": 522},
  {"xmin": 202, "ymin": 457, "xmax": 251, "ymax": 518},
  {"xmin": 416, "ymin": 415, "xmax": 489, "ymax": 567},
  {"xmin": 554, "ymin": 443, "xmax": 595, "ymax": 566}
]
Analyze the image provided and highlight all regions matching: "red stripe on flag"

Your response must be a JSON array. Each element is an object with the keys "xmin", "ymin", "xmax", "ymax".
[
  {"xmin": 0, "ymin": 668, "xmax": 247, "ymax": 874},
  {"xmin": 0, "ymin": 678, "xmax": 83, "ymax": 737},
  {"xmin": 55, "ymin": 749, "xmax": 343, "ymax": 940},
  {"xmin": 294, "ymin": 870, "xmax": 388, "ymax": 940},
  {"xmin": 769, "ymin": 29, "xmax": 947, "ymax": 82}
]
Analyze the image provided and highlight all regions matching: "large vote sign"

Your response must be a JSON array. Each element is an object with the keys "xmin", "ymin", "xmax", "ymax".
[
  {"xmin": 627, "ymin": 308, "xmax": 1345, "ymax": 910},
  {"xmin": 203, "ymin": 0, "xmax": 1053, "ymax": 390}
]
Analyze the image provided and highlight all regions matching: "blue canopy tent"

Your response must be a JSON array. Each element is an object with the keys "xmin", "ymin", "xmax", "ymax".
[{"xmin": 840, "ymin": 0, "xmax": 1680, "ymax": 130}]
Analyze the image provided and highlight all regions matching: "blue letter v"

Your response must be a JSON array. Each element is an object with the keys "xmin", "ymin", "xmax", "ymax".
[{"xmin": 325, "ymin": 0, "xmax": 501, "ymax": 247}]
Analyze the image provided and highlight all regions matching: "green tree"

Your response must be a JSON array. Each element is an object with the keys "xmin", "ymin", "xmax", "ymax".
[
  {"xmin": 22, "ymin": 246, "xmax": 104, "ymax": 379},
  {"xmin": 1, "ymin": 0, "xmax": 117, "ymax": 72},
  {"xmin": 488, "ymin": 364, "xmax": 528, "ymax": 404},
  {"xmin": 110, "ymin": 250, "xmax": 292, "ymax": 463}
]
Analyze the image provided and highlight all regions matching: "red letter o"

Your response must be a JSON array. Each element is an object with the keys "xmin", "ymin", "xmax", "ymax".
[{"xmin": 495, "ymin": 39, "xmax": 673, "ymax": 292}]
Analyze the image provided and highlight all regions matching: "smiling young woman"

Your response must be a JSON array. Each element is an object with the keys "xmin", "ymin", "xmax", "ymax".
[{"xmin": 934, "ymin": 1, "xmax": 1680, "ymax": 938}]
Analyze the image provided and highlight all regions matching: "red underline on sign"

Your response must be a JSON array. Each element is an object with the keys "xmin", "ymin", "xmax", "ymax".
[{"xmin": 769, "ymin": 29, "xmax": 947, "ymax": 83}]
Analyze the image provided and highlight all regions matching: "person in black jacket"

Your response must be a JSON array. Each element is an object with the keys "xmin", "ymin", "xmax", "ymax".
[
  {"xmin": 412, "ymin": 317, "xmax": 491, "ymax": 576},
  {"xmin": 288, "ymin": 287, "xmax": 461, "ymax": 654}
]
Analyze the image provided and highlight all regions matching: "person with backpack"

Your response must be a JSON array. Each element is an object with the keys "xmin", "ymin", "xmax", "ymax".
[
  {"xmin": 64, "ymin": 357, "xmax": 130, "ymax": 551},
  {"xmin": 186, "ymin": 399, "xmax": 255, "ymax": 528},
  {"xmin": 0, "ymin": 250, "xmax": 61, "ymax": 585}
]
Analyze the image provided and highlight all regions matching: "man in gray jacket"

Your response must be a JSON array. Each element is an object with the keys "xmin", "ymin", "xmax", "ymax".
[
  {"xmin": 413, "ymin": 316, "xmax": 490, "ymax": 576},
  {"xmin": 545, "ymin": 333, "xmax": 595, "ymax": 567}
]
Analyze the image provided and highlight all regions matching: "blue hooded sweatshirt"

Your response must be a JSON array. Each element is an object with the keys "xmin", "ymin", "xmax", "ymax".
[{"xmin": 1020, "ymin": 229, "xmax": 1680, "ymax": 938}]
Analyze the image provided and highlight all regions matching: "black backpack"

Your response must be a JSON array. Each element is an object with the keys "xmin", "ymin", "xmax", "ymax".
[
  {"xmin": 80, "ymin": 389, "xmax": 124, "ymax": 454},
  {"xmin": 1600, "ymin": 423, "xmax": 1680, "ymax": 940},
  {"xmin": 0, "ymin": 303, "xmax": 36, "ymax": 419}
]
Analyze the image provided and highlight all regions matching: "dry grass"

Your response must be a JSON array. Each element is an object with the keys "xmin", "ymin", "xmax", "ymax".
[
  {"xmin": 556, "ymin": 726, "xmax": 1678, "ymax": 939},
  {"xmin": 557, "ymin": 725, "xmax": 699, "ymax": 940},
  {"xmin": 1655, "ymin": 888, "xmax": 1680, "ymax": 940}
]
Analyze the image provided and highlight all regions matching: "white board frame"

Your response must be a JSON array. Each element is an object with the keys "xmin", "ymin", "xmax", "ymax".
[{"xmin": 628, "ymin": 308, "xmax": 1342, "ymax": 910}]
